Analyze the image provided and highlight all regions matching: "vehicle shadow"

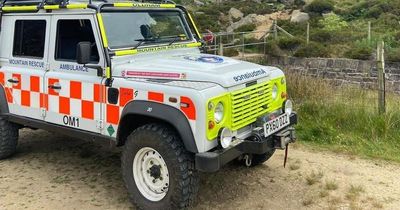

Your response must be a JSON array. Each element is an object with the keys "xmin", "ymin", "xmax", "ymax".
[{"xmin": 6, "ymin": 129, "xmax": 286, "ymax": 210}]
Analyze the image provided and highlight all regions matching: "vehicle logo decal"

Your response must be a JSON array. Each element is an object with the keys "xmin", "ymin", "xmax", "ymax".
[
  {"xmin": 183, "ymin": 55, "xmax": 224, "ymax": 63},
  {"xmin": 233, "ymin": 69, "xmax": 268, "ymax": 82}
]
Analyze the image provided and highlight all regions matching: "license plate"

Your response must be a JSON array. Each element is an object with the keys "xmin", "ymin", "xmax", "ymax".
[{"xmin": 264, "ymin": 113, "xmax": 290, "ymax": 137}]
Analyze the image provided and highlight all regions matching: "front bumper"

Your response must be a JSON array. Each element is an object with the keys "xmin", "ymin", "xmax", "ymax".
[{"xmin": 195, "ymin": 112, "xmax": 297, "ymax": 172}]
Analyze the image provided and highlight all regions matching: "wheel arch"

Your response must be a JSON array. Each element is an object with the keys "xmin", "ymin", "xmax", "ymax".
[
  {"xmin": 116, "ymin": 100, "xmax": 198, "ymax": 153},
  {"xmin": 0, "ymin": 85, "xmax": 9, "ymax": 114}
]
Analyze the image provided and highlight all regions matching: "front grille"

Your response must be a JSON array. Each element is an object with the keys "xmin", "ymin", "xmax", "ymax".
[{"xmin": 230, "ymin": 81, "xmax": 272, "ymax": 130}]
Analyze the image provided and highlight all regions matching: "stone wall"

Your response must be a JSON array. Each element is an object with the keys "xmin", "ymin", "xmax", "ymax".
[{"xmin": 266, "ymin": 56, "xmax": 400, "ymax": 93}]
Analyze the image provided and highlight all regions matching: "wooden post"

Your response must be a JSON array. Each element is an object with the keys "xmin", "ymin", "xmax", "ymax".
[
  {"xmin": 218, "ymin": 35, "xmax": 224, "ymax": 56},
  {"xmin": 368, "ymin": 21, "xmax": 371, "ymax": 43},
  {"xmin": 377, "ymin": 41, "xmax": 386, "ymax": 114},
  {"xmin": 263, "ymin": 34, "xmax": 267, "ymax": 55},
  {"xmin": 273, "ymin": 20, "xmax": 278, "ymax": 40},
  {"xmin": 241, "ymin": 33, "xmax": 245, "ymax": 58},
  {"xmin": 306, "ymin": 22, "xmax": 310, "ymax": 45}
]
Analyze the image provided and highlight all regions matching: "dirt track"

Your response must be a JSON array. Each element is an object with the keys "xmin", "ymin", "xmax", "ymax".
[{"xmin": 1, "ymin": 129, "xmax": 399, "ymax": 210}]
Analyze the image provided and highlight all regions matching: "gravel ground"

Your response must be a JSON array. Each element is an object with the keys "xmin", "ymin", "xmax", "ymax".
[{"xmin": 0, "ymin": 129, "xmax": 399, "ymax": 210}]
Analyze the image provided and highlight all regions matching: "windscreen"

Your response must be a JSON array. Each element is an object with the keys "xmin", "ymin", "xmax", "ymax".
[{"xmin": 102, "ymin": 11, "xmax": 191, "ymax": 49}]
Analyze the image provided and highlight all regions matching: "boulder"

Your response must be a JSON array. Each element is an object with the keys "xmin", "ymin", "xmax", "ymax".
[
  {"xmin": 290, "ymin": 10, "xmax": 310, "ymax": 23},
  {"xmin": 227, "ymin": 14, "xmax": 257, "ymax": 32},
  {"xmin": 229, "ymin": 8, "xmax": 244, "ymax": 20},
  {"xmin": 194, "ymin": 0, "xmax": 205, "ymax": 6}
]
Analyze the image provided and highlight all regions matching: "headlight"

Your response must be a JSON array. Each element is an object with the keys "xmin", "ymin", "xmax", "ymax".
[
  {"xmin": 284, "ymin": 100, "xmax": 293, "ymax": 115},
  {"xmin": 214, "ymin": 102, "xmax": 224, "ymax": 123},
  {"xmin": 272, "ymin": 84, "xmax": 278, "ymax": 100}
]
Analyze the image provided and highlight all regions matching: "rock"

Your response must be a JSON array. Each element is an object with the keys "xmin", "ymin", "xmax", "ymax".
[
  {"xmin": 290, "ymin": 10, "xmax": 310, "ymax": 23},
  {"xmin": 194, "ymin": 0, "xmax": 205, "ymax": 6},
  {"xmin": 229, "ymin": 8, "xmax": 244, "ymax": 20},
  {"xmin": 279, "ymin": 0, "xmax": 294, "ymax": 4},
  {"xmin": 227, "ymin": 14, "xmax": 257, "ymax": 32}
]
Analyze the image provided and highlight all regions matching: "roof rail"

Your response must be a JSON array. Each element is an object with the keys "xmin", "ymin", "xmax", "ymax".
[
  {"xmin": 139, "ymin": 0, "xmax": 176, "ymax": 4},
  {"xmin": 0, "ymin": 0, "xmax": 93, "ymax": 11}
]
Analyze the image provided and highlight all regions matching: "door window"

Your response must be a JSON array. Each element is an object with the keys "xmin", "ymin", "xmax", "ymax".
[
  {"xmin": 55, "ymin": 19, "xmax": 99, "ymax": 62},
  {"xmin": 13, "ymin": 20, "xmax": 46, "ymax": 58}
]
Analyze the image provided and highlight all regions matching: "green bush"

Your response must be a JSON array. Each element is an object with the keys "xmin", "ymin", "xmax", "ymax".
[
  {"xmin": 377, "ymin": 13, "xmax": 400, "ymax": 29},
  {"xmin": 234, "ymin": 23, "xmax": 257, "ymax": 32},
  {"xmin": 305, "ymin": 0, "xmax": 335, "ymax": 14},
  {"xmin": 310, "ymin": 29, "xmax": 332, "ymax": 42},
  {"xmin": 277, "ymin": 37, "xmax": 304, "ymax": 51},
  {"xmin": 344, "ymin": 41, "xmax": 373, "ymax": 60},
  {"xmin": 223, "ymin": 48, "xmax": 240, "ymax": 57},
  {"xmin": 319, "ymin": 13, "xmax": 348, "ymax": 32},
  {"xmin": 277, "ymin": 20, "xmax": 307, "ymax": 36},
  {"xmin": 294, "ymin": 42, "xmax": 330, "ymax": 58},
  {"xmin": 265, "ymin": 40, "xmax": 285, "ymax": 57},
  {"xmin": 386, "ymin": 48, "xmax": 400, "ymax": 62}
]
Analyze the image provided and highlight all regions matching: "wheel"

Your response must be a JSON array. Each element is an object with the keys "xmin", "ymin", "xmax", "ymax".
[
  {"xmin": 0, "ymin": 116, "xmax": 19, "ymax": 159},
  {"xmin": 121, "ymin": 124, "xmax": 199, "ymax": 210}
]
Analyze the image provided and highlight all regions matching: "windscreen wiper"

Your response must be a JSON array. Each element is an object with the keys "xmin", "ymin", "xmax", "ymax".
[
  {"xmin": 134, "ymin": 38, "xmax": 156, "ymax": 49},
  {"xmin": 168, "ymin": 35, "xmax": 185, "ymax": 46}
]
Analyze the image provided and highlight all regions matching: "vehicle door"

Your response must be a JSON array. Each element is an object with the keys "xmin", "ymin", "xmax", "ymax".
[
  {"xmin": 44, "ymin": 14, "xmax": 105, "ymax": 133},
  {"xmin": 0, "ymin": 15, "xmax": 50, "ymax": 120}
]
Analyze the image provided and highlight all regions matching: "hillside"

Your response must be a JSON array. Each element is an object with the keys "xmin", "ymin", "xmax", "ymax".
[{"xmin": 185, "ymin": 0, "xmax": 400, "ymax": 61}]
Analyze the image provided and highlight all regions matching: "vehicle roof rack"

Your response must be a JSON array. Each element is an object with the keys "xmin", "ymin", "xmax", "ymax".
[
  {"xmin": 138, "ymin": 0, "xmax": 176, "ymax": 4},
  {"xmin": 0, "ymin": 0, "xmax": 178, "ymax": 10}
]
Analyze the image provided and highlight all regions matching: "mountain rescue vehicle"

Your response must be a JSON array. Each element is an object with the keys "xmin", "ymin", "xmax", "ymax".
[{"xmin": 0, "ymin": 0, "xmax": 297, "ymax": 209}]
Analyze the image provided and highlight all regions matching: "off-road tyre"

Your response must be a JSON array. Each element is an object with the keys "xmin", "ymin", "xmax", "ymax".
[
  {"xmin": 121, "ymin": 124, "xmax": 199, "ymax": 210},
  {"xmin": 0, "ymin": 117, "xmax": 19, "ymax": 159}
]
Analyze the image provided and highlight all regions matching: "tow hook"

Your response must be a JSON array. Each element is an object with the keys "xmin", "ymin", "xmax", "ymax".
[{"xmin": 244, "ymin": 154, "xmax": 252, "ymax": 167}]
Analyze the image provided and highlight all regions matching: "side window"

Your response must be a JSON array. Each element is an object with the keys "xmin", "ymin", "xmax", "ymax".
[
  {"xmin": 13, "ymin": 20, "xmax": 46, "ymax": 58},
  {"xmin": 55, "ymin": 19, "xmax": 99, "ymax": 62}
]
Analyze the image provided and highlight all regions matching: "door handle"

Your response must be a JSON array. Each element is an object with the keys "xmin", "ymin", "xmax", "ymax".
[
  {"xmin": 48, "ymin": 84, "xmax": 62, "ymax": 90},
  {"xmin": 7, "ymin": 78, "xmax": 19, "ymax": 84}
]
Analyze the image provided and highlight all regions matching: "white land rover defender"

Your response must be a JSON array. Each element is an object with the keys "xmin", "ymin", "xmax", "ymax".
[{"xmin": 0, "ymin": 0, "xmax": 297, "ymax": 209}]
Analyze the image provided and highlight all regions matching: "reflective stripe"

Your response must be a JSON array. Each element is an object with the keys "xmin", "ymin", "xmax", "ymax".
[
  {"xmin": 187, "ymin": 12, "xmax": 202, "ymax": 39},
  {"xmin": 65, "ymin": 4, "xmax": 87, "ymax": 9},
  {"xmin": 159, "ymin": 4, "xmax": 176, "ymax": 8},
  {"xmin": 113, "ymin": 42, "xmax": 201, "ymax": 57},
  {"xmin": 115, "ymin": 49, "xmax": 138, "ymax": 56},
  {"xmin": 2, "ymin": 3, "xmax": 87, "ymax": 11},
  {"xmin": 105, "ymin": 66, "xmax": 111, "ymax": 79},
  {"xmin": 113, "ymin": 2, "xmax": 134, "ymax": 7},
  {"xmin": 96, "ymin": 13, "xmax": 109, "ymax": 48},
  {"xmin": 113, "ymin": 3, "xmax": 176, "ymax": 8},
  {"xmin": 43, "ymin": 5, "xmax": 59, "ymax": 10},
  {"xmin": 2, "ymin": 6, "xmax": 38, "ymax": 11}
]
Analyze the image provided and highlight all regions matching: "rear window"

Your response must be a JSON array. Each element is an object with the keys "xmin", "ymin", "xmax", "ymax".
[{"xmin": 13, "ymin": 20, "xmax": 46, "ymax": 58}]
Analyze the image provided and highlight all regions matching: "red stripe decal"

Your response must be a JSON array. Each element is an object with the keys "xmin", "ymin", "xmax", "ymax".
[
  {"xmin": 0, "ymin": 72, "xmax": 4, "ymax": 85},
  {"xmin": 120, "ymin": 88, "xmax": 134, "ymax": 107},
  {"xmin": 180, "ymin": 96, "xmax": 196, "ymax": 120},
  {"xmin": 106, "ymin": 104, "xmax": 120, "ymax": 124},
  {"xmin": 70, "ymin": 81, "xmax": 82, "ymax": 99},
  {"xmin": 148, "ymin": 92, "xmax": 164, "ymax": 103}
]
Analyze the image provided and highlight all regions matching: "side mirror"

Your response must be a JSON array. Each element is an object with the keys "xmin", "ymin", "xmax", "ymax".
[{"xmin": 76, "ymin": 42, "xmax": 91, "ymax": 64}]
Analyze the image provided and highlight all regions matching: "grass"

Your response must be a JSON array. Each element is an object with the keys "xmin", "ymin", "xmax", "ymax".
[
  {"xmin": 305, "ymin": 171, "xmax": 324, "ymax": 185},
  {"xmin": 346, "ymin": 184, "xmax": 365, "ymax": 201},
  {"xmin": 289, "ymin": 159, "xmax": 301, "ymax": 171},
  {"xmin": 325, "ymin": 180, "xmax": 339, "ymax": 191},
  {"xmin": 286, "ymin": 73, "xmax": 400, "ymax": 162}
]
